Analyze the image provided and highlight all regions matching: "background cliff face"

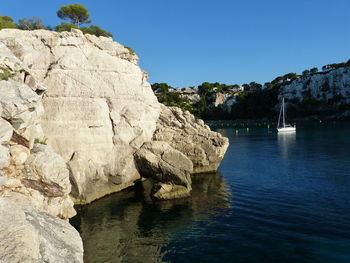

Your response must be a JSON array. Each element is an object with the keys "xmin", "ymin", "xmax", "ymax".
[
  {"xmin": 153, "ymin": 66, "xmax": 350, "ymax": 120},
  {"xmin": 0, "ymin": 29, "xmax": 161, "ymax": 203},
  {"xmin": 280, "ymin": 67, "xmax": 350, "ymax": 117}
]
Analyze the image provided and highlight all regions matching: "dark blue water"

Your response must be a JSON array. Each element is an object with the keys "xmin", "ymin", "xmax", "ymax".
[{"xmin": 71, "ymin": 122, "xmax": 350, "ymax": 263}]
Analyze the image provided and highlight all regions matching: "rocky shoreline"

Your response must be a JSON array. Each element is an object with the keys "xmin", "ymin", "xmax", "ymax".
[{"xmin": 0, "ymin": 29, "xmax": 228, "ymax": 262}]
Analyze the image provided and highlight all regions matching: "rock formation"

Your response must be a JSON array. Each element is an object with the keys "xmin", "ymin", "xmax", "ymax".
[
  {"xmin": 153, "ymin": 105, "xmax": 229, "ymax": 173},
  {"xmin": 135, "ymin": 141, "xmax": 193, "ymax": 199},
  {"xmin": 0, "ymin": 29, "xmax": 228, "ymax": 204},
  {"xmin": 0, "ymin": 28, "xmax": 228, "ymax": 262},
  {"xmin": 0, "ymin": 30, "xmax": 83, "ymax": 263},
  {"xmin": 0, "ymin": 28, "xmax": 160, "ymax": 204}
]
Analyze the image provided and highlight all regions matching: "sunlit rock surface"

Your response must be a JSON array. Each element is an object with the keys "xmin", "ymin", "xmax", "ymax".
[
  {"xmin": 0, "ymin": 29, "xmax": 161, "ymax": 204},
  {"xmin": 154, "ymin": 104, "xmax": 229, "ymax": 173}
]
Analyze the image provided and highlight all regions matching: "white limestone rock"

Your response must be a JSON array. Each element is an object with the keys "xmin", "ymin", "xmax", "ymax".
[
  {"xmin": 0, "ymin": 118, "xmax": 12, "ymax": 169},
  {"xmin": 0, "ymin": 117, "xmax": 13, "ymax": 144},
  {"xmin": 23, "ymin": 144, "xmax": 71, "ymax": 196},
  {"xmin": 0, "ymin": 199, "xmax": 83, "ymax": 263},
  {"xmin": 0, "ymin": 29, "xmax": 160, "ymax": 203},
  {"xmin": 135, "ymin": 141, "xmax": 193, "ymax": 183},
  {"xmin": 0, "ymin": 145, "xmax": 10, "ymax": 169},
  {"xmin": 10, "ymin": 144, "xmax": 30, "ymax": 165},
  {"xmin": 153, "ymin": 104, "xmax": 229, "ymax": 173},
  {"xmin": 135, "ymin": 141, "xmax": 193, "ymax": 199},
  {"xmin": 0, "ymin": 80, "xmax": 44, "ymax": 143},
  {"xmin": 0, "ymin": 42, "xmax": 22, "ymax": 72},
  {"xmin": 280, "ymin": 67, "xmax": 350, "ymax": 111}
]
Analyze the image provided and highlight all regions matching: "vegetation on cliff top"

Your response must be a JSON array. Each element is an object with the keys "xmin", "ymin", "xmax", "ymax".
[
  {"xmin": 57, "ymin": 4, "xmax": 91, "ymax": 28},
  {"xmin": 0, "ymin": 4, "xmax": 112, "ymax": 38},
  {"xmin": 0, "ymin": 16, "xmax": 17, "ymax": 29},
  {"xmin": 54, "ymin": 4, "xmax": 112, "ymax": 37}
]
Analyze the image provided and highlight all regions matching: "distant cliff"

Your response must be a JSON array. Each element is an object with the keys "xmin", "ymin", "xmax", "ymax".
[
  {"xmin": 280, "ymin": 67, "xmax": 350, "ymax": 118},
  {"xmin": 153, "ymin": 63, "xmax": 350, "ymax": 120}
]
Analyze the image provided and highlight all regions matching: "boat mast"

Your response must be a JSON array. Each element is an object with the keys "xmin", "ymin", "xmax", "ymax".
[
  {"xmin": 278, "ymin": 99, "xmax": 282, "ymax": 128},
  {"xmin": 282, "ymin": 97, "xmax": 285, "ymax": 128}
]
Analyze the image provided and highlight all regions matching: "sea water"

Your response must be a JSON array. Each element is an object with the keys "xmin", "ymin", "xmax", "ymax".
[{"xmin": 70, "ymin": 122, "xmax": 350, "ymax": 263}]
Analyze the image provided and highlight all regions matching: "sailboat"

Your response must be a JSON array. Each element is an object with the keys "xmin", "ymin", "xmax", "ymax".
[{"xmin": 277, "ymin": 97, "xmax": 296, "ymax": 132}]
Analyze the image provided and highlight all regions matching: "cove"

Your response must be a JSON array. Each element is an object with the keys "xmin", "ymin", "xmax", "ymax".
[{"xmin": 71, "ymin": 122, "xmax": 350, "ymax": 263}]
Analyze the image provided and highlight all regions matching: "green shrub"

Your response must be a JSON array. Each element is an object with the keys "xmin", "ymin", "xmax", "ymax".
[
  {"xmin": 54, "ymin": 22, "xmax": 77, "ymax": 32},
  {"xmin": 34, "ymin": 138, "xmax": 47, "ymax": 145},
  {"xmin": 55, "ymin": 23, "xmax": 113, "ymax": 38},
  {"xmin": 0, "ymin": 16, "xmax": 17, "ymax": 29},
  {"xmin": 81, "ymin": 25, "xmax": 112, "ymax": 37},
  {"xmin": 0, "ymin": 67, "xmax": 13, "ymax": 80},
  {"xmin": 310, "ymin": 67, "xmax": 318, "ymax": 73},
  {"xmin": 124, "ymin": 46, "xmax": 135, "ymax": 55}
]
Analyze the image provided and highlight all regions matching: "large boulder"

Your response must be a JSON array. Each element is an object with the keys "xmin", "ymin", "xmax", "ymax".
[
  {"xmin": 0, "ymin": 29, "xmax": 160, "ymax": 204},
  {"xmin": 135, "ymin": 141, "xmax": 193, "ymax": 199},
  {"xmin": 0, "ymin": 199, "xmax": 83, "ymax": 263},
  {"xmin": 153, "ymin": 104, "xmax": 229, "ymax": 173},
  {"xmin": 135, "ymin": 141, "xmax": 193, "ymax": 187}
]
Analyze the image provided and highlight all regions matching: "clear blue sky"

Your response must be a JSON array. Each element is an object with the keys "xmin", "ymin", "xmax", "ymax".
[{"xmin": 2, "ymin": 0, "xmax": 350, "ymax": 87}]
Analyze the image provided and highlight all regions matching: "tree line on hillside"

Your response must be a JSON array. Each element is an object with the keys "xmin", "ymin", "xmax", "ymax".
[
  {"xmin": 152, "ymin": 81, "xmax": 279, "ymax": 120},
  {"xmin": 0, "ymin": 4, "xmax": 112, "ymax": 37},
  {"xmin": 152, "ymin": 59, "xmax": 350, "ymax": 120}
]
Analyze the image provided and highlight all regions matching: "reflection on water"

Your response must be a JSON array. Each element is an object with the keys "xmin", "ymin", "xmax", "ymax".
[
  {"xmin": 277, "ymin": 132, "xmax": 296, "ymax": 159},
  {"xmin": 70, "ymin": 172, "xmax": 231, "ymax": 263}
]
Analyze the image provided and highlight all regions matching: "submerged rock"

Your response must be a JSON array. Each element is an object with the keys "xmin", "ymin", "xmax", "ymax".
[{"xmin": 153, "ymin": 183, "xmax": 191, "ymax": 200}]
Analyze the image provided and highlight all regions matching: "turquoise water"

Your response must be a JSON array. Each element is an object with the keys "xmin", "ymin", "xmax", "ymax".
[{"xmin": 71, "ymin": 122, "xmax": 350, "ymax": 263}]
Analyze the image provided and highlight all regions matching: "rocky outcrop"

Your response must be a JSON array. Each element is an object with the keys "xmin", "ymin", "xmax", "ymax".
[
  {"xmin": 0, "ymin": 29, "xmax": 229, "ymax": 204},
  {"xmin": 0, "ymin": 75, "xmax": 74, "ymax": 219},
  {"xmin": 0, "ymin": 29, "xmax": 160, "ymax": 204},
  {"xmin": 0, "ymin": 37, "xmax": 83, "ymax": 262},
  {"xmin": 135, "ymin": 141, "xmax": 193, "ymax": 199},
  {"xmin": 153, "ymin": 104, "xmax": 229, "ymax": 173},
  {"xmin": 0, "ymin": 80, "xmax": 45, "ymax": 147},
  {"xmin": 0, "ymin": 28, "xmax": 229, "ymax": 261}
]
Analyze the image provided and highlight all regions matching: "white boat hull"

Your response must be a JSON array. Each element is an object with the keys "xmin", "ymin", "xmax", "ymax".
[{"xmin": 277, "ymin": 127, "xmax": 296, "ymax": 132}]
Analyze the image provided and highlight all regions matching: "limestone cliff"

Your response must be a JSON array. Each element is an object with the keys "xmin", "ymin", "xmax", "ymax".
[
  {"xmin": 280, "ymin": 67, "xmax": 350, "ymax": 117},
  {"xmin": 0, "ymin": 29, "xmax": 228, "ymax": 204},
  {"xmin": 0, "ymin": 28, "xmax": 229, "ymax": 262},
  {"xmin": 0, "ymin": 40, "xmax": 83, "ymax": 261},
  {"xmin": 0, "ymin": 29, "xmax": 160, "ymax": 204}
]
